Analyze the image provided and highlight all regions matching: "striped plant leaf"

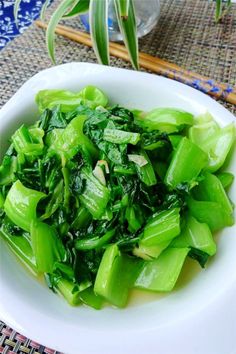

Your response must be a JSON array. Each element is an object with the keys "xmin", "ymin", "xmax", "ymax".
[
  {"xmin": 46, "ymin": 0, "xmax": 75, "ymax": 63},
  {"xmin": 215, "ymin": 0, "xmax": 223, "ymax": 22},
  {"xmin": 215, "ymin": 0, "xmax": 231, "ymax": 22},
  {"xmin": 222, "ymin": 0, "xmax": 232, "ymax": 18},
  {"xmin": 63, "ymin": 0, "xmax": 90, "ymax": 18},
  {"xmin": 114, "ymin": 0, "xmax": 139, "ymax": 69},
  {"xmin": 89, "ymin": 0, "xmax": 109, "ymax": 65},
  {"xmin": 119, "ymin": 0, "xmax": 130, "ymax": 18},
  {"xmin": 40, "ymin": 0, "xmax": 51, "ymax": 21},
  {"xmin": 13, "ymin": 0, "xmax": 22, "ymax": 25}
]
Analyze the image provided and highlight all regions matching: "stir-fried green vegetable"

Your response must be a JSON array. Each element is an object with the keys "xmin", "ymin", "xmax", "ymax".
[{"xmin": 0, "ymin": 85, "xmax": 235, "ymax": 309}]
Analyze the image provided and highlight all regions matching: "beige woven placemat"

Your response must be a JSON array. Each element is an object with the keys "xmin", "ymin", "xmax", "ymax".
[{"xmin": 0, "ymin": 0, "xmax": 235, "ymax": 113}]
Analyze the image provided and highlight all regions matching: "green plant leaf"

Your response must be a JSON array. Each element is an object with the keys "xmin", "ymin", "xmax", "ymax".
[
  {"xmin": 89, "ymin": 0, "xmax": 109, "ymax": 65},
  {"xmin": 13, "ymin": 0, "xmax": 22, "ymax": 25},
  {"xmin": 119, "ymin": 0, "xmax": 130, "ymax": 17},
  {"xmin": 46, "ymin": 0, "xmax": 76, "ymax": 63},
  {"xmin": 63, "ymin": 0, "xmax": 90, "ymax": 18},
  {"xmin": 222, "ymin": 0, "xmax": 232, "ymax": 18},
  {"xmin": 114, "ymin": 0, "xmax": 139, "ymax": 70},
  {"xmin": 215, "ymin": 0, "xmax": 231, "ymax": 22},
  {"xmin": 215, "ymin": 0, "xmax": 223, "ymax": 22},
  {"xmin": 40, "ymin": 0, "xmax": 51, "ymax": 21}
]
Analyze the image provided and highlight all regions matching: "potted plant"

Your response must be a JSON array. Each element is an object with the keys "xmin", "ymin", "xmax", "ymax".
[{"xmin": 15, "ymin": 0, "xmax": 232, "ymax": 70}]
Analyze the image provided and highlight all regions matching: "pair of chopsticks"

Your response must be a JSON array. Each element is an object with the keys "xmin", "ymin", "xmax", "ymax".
[{"xmin": 35, "ymin": 20, "xmax": 236, "ymax": 105}]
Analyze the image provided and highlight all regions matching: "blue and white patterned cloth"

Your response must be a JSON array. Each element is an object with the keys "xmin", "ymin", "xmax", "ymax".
[{"xmin": 0, "ymin": 0, "xmax": 48, "ymax": 49}]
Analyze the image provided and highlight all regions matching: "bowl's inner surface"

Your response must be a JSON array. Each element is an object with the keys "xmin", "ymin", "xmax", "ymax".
[{"xmin": 0, "ymin": 63, "xmax": 235, "ymax": 340}]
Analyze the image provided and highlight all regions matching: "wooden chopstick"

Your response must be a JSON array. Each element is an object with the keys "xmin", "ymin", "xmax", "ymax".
[{"xmin": 35, "ymin": 20, "xmax": 236, "ymax": 105}]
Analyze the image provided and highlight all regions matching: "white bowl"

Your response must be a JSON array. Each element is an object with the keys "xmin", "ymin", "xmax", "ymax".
[{"xmin": 0, "ymin": 63, "xmax": 235, "ymax": 354}]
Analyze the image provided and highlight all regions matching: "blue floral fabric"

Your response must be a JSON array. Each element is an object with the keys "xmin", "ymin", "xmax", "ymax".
[{"xmin": 0, "ymin": 0, "xmax": 48, "ymax": 49}]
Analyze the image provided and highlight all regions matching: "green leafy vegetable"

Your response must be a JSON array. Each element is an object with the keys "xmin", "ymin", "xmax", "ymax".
[
  {"xmin": 193, "ymin": 172, "xmax": 234, "ymax": 217},
  {"xmin": 133, "ymin": 150, "xmax": 157, "ymax": 186},
  {"xmin": 164, "ymin": 137, "xmax": 208, "ymax": 188},
  {"xmin": 136, "ymin": 108, "xmax": 194, "ymax": 133},
  {"xmin": 188, "ymin": 248, "xmax": 210, "ymax": 268},
  {"xmin": 187, "ymin": 198, "xmax": 234, "ymax": 231},
  {"xmin": 4, "ymin": 180, "xmax": 46, "ymax": 231},
  {"xmin": 171, "ymin": 215, "xmax": 216, "ymax": 256},
  {"xmin": 135, "ymin": 247, "xmax": 189, "ymax": 292},
  {"xmin": 0, "ymin": 218, "xmax": 38, "ymax": 275},
  {"xmin": 31, "ymin": 220, "xmax": 66, "ymax": 273},
  {"xmin": 36, "ymin": 86, "xmax": 108, "ymax": 113},
  {"xmin": 141, "ymin": 208, "xmax": 180, "ymax": 246},
  {"xmin": 189, "ymin": 114, "xmax": 235, "ymax": 172},
  {"xmin": 217, "ymin": 172, "xmax": 234, "ymax": 189},
  {"xmin": 56, "ymin": 278, "xmax": 82, "ymax": 306},
  {"xmin": 0, "ymin": 85, "xmax": 234, "ymax": 309},
  {"xmin": 0, "ymin": 156, "xmax": 17, "ymax": 186},
  {"xmin": 79, "ymin": 167, "xmax": 110, "ymax": 219},
  {"xmin": 103, "ymin": 128, "xmax": 140, "ymax": 145},
  {"xmin": 94, "ymin": 244, "xmax": 142, "ymax": 307}
]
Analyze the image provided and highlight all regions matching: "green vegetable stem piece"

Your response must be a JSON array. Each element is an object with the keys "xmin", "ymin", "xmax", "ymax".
[
  {"xmin": 0, "ymin": 191, "xmax": 4, "ymax": 208},
  {"xmin": 217, "ymin": 172, "xmax": 234, "ymax": 189},
  {"xmin": 193, "ymin": 172, "xmax": 234, "ymax": 217},
  {"xmin": 49, "ymin": 115, "xmax": 98, "ymax": 160},
  {"xmin": 11, "ymin": 124, "xmax": 44, "ymax": 159},
  {"xmin": 113, "ymin": 165, "xmax": 136, "ymax": 175},
  {"xmin": 187, "ymin": 198, "xmax": 234, "ymax": 231},
  {"xmin": 103, "ymin": 128, "xmax": 140, "ymax": 145},
  {"xmin": 133, "ymin": 150, "xmax": 157, "ymax": 186},
  {"xmin": 79, "ymin": 287, "xmax": 103, "ymax": 309},
  {"xmin": 4, "ymin": 180, "xmax": 46, "ymax": 232},
  {"xmin": 189, "ymin": 116, "xmax": 219, "ymax": 145},
  {"xmin": 41, "ymin": 180, "xmax": 64, "ymax": 220},
  {"xmin": 0, "ymin": 156, "xmax": 17, "ymax": 186},
  {"xmin": 165, "ymin": 137, "xmax": 208, "ymax": 188},
  {"xmin": 168, "ymin": 134, "xmax": 183, "ymax": 149},
  {"xmin": 45, "ymin": 128, "xmax": 64, "ymax": 147},
  {"xmin": 94, "ymin": 244, "xmax": 142, "ymax": 307},
  {"xmin": 135, "ymin": 247, "xmax": 189, "ymax": 291},
  {"xmin": 0, "ymin": 223, "xmax": 38, "ymax": 275},
  {"xmin": 152, "ymin": 161, "xmax": 168, "ymax": 180},
  {"xmin": 141, "ymin": 208, "xmax": 180, "ymax": 246},
  {"xmin": 125, "ymin": 205, "xmax": 143, "ymax": 233},
  {"xmin": 136, "ymin": 108, "xmax": 194, "ymax": 133},
  {"xmin": 36, "ymin": 89, "xmax": 81, "ymax": 113},
  {"xmin": 72, "ymin": 206, "xmax": 92, "ymax": 230},
  {"xmin": 56, "ymin": 278, "xmax": 81, "ymax": 306},
  {"xmin": 78, "ymin": 86, "xmax": 108, "ymax": 108},
  {"xmin": 79, "ymin": 168, "xmax": 110, "ymax": 219},
  {"xmin": 75, "ymin": 229, "xmax": 116, "ymax": 250},
  {"xmin": 171, "ymin": 215, "xmax": 216, "ymax": 256},
  {"xmin": 30, "ymin": 220, "xmax": 66, "ymax": 273},
  {"xmin": 36, "ymin": 86, "xmax": 108, "ymax": 112},
  {"xmin": 56, "ymin": 278, "xmax": 100, "ymax": 307},
  {"xmin": 189, "ymin": 119, "xmax": 235, "ymax": 172},
  {"xmin": 133, "ymin": 240, "xmax": 171, "ymax": 260}
]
